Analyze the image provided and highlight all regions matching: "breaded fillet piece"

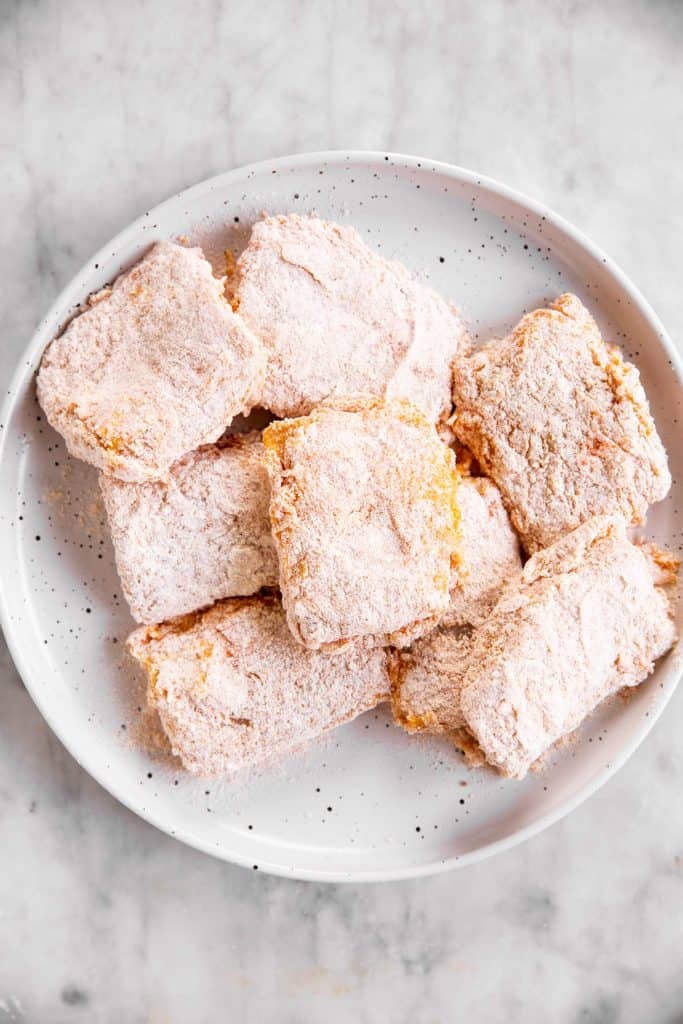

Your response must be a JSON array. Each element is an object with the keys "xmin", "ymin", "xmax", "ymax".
[
  {"xmin": 443, "ymin": 474, "xmax": 522, "ymax": 628},
  {"xmin": 464, "ymin": 516, "xmax": 676, "ymax": 777},
  {"xmin": 263, "ymin": 398, "xmax": 460, "ymax": 650},
  {"xmin": 452, "ymin": 294, "xmax": 671, "ymax": 552},
  {"xmin": 100, "ymin": 433, "xmax": 278, "ymax": 624},
  {"xmin": 392, "ymin": 474, "xmax": 521, "ymax": 735},
  {"xmin": 234, "ymin": 213, "xmax": 468, "ymax": 422},
  {"xmin": 391, "ymin": 626, "xmax": 473, "ymax": 737},
  {"xmin": 37, "ymin": 242, "xmax": 266, "ymax": 483},
  {"xmin": 393, "ymin": 517, "xmax": 677, "ymax": 778},
  {"xmin": 127, "ymin": 596, "xmax": 391, "ymax": 776}
]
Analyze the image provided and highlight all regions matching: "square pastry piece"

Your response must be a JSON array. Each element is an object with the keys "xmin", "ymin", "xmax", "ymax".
[
  {"xmin": 263, "ymin": 398, "xmax": 460, "ymax": 649},
  {"xmin": 452, "ymin": 293, "xmax": 671, "ymax": 552},
  {"xmin": 38, "ymin": 242, "xmax": 265, "ymax": 483},
  {"xmin": 234, "ymin": 214, "xmax": 468, "ymax": 423},
  {"xmin": 100, "ymin": 433, "xmax": 278, "ymax": 624},
  {"xmin": 127, "ymin": 596, "xmax": 391, "ymax": 776},
  {"xmin": 394, "ymin": 516, "xmax": 677, "ymax": 779}
]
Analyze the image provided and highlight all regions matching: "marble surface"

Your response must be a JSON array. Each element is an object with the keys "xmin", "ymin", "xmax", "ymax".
[{"xmin": 2, "ymin": 1, "xmax": 683, "ymax": 1021}]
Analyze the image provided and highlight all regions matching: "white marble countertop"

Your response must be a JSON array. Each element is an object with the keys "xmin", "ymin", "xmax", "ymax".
[{"xmin": 2, "ymin": 1, "xmax": 683, "ymax": 1021}]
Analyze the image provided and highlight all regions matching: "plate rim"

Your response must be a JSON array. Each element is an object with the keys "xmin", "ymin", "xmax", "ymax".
[{"xmin": 1, "ymin": 148, "xmax": 682, "ymax": 883}]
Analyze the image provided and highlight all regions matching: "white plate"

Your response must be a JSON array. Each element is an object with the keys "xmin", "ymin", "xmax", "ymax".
[{"xmin": 1, "ymin": 152, "xmax": 682, "ymax": 882}]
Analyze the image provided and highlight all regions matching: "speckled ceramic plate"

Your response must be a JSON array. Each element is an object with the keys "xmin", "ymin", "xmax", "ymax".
[{"xmin": 1, "ymin": 152, "xmax": 682, "ymax": 882}]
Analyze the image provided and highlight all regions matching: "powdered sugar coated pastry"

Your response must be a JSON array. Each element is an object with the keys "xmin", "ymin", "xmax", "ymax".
[
  {"xmin": 452, "ymin": 294, "xmax": 671, "ymax": 552},
  {"xmin": 263, "ymin": 397, "xmax": 461, "ymax": 650},
  {"xmin": 127, "ymin": 596, "xmax": 391, "ymax": 776},
  {"xmin": 459, "ymin": 515, "xmax": 677, "ymax": 778},
  {"xmin": 443, "ymin": 474, "xmax": 522, "ymax": 628},
  {"xmin": 234, "ymin": 213, "xmax": 468, "ymax": 422},
  {"xmin": 37, "ymin": 241, "xmax": 266, "ymax": 483},
  {"xmin": 100, "ymin": 433, "xmax": 278, "ymax": 624}
]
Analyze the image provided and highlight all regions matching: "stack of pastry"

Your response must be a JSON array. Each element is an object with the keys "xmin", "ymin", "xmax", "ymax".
[{"xmin": 37, "ymin": 215, "xmax": 678, "ymax": 781}]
